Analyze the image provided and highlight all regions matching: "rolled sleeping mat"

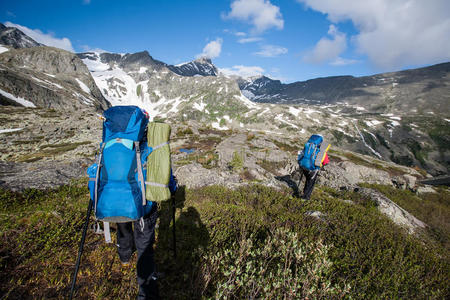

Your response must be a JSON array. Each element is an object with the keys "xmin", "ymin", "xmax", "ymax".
[
  {"xmin": 146, "ymin": 122, "xmax": 172, "ymax": 202},
  {"xmin": 314, "ymin": 142, "xmax": 331, "ymax": 168}
]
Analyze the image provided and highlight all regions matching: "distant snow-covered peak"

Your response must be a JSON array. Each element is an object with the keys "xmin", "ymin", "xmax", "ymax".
[{"xmin": 168, "ymin": 57, "xmax": 218, "ymax": 77}]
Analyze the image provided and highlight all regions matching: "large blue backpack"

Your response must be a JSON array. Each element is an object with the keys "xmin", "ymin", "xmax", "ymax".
[
  {"xmin": 87, "ymin": 106, "xmax": 155, "ymax": 227},
  {"xmin": 298, "ymin": 134, "xmax": 324, "ymax": 171}
]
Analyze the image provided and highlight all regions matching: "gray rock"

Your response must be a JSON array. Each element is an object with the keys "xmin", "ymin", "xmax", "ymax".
[
  {"xmin": 0, "ymin": 159, "xmax": 92, "ymax": 191},
  {"xmin": 416, "ymin": 185, "xmax": 437, "ymax": 194},
  {"xmin": 174, "ymin": 162, "xmax": 240, "ymax": 189},
  {"xmin": 358, "ymin": 187, "xmax": 427, "ymax": 234}
]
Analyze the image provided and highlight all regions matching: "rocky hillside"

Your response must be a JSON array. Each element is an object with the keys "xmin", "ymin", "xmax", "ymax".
[
  {"xmin": 0, "ymin": 46, "xmax": 109, "ymax": 110},
  {"xmin": 240, "ymin": 63, "xmax": 450, "ymax": 115}
]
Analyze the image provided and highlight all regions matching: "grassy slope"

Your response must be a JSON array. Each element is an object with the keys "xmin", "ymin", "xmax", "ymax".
[{"xmin": 0, "ymin": 181, "xmax": 449, "ymax": 299}]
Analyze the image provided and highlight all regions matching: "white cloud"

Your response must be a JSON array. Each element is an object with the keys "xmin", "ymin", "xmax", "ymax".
[
  {"xmin": 5, "ymin": 22, "xmax": 75, "ymax": 52},
  {"xmin": 238, "ymin": 37, "xmax": 263, "ymax": 44},
  {"xmin": 235, "ymin": 32, "xmax": 247, "ymax": 37},
  {"xmin": 196, "ymin": 38, "xmax": 223, "ymax": 59},
  {"xmin": 303, "ymin": 25, "xmax": 347, "ymax": 64},
  {"xmin": 80, "ymin": 45, "xmax": 108, "ymax": 53},
  {"xmin": 298, "ymin": 0, "xmax": 450, "ymax": 69},
  {"xmin": 224, "ymin": 0, "xmax": 284, "ymax": 33},
  {"xmin": 254, "ymin": 44, "xmax": 288, "ymax": 57},
  {"xmin": 330, "ymin": 57, "xmax": 359, "ymax": 66},
  {"xmin": 219, "ymin": 65, "xmax": 265, "ymax": 78}
]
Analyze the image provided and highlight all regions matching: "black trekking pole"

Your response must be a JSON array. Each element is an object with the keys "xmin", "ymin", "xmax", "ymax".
[
  {"xmin": 171, "ymin": 195, "xmax": 177, "ymax": 258},
  {"xmin": 69, "ymin": 199, "xmax": 93, "ymax": 300}
]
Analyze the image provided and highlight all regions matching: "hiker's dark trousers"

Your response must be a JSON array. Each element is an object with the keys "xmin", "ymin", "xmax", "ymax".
[
  {"xmin": 117, "ymin": 205, "xmax": 159, "ymax": 300},
  {"xmin": 302, "ymin": 169, "xmax": 319, "ymax": 200}
]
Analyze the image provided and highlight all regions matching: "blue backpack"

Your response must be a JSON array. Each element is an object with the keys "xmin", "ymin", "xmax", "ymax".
[
  {"xmin": 87, "ymin": 106, "xmax": 159, "ymax": 229},
  {"xmin": 298, "ymin": 134, "xmax": 324, "ymax": 171}
]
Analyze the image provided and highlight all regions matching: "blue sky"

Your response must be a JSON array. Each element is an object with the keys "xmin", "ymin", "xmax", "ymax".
[{"xmin": 1, "ymin": 0, "xmax": 449, "ymax": 83}]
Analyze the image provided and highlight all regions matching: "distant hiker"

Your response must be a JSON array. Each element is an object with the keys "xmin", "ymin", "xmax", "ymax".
[
  {"xmin": 297, "ymin": 134, "xmax": 330, "ymax": 200},
  {"xmin": 84, "ymin": 106, "xmax": 176, "ymax": 300}
]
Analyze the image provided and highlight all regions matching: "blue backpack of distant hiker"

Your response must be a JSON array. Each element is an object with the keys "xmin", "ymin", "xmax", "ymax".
[
  {"xmin": 298, "ymin": 134, "xmax": 330, "ymax": 171},
  {"xmin": 87, "ymin": 106, "xmax": 155, "ymax": 228}
]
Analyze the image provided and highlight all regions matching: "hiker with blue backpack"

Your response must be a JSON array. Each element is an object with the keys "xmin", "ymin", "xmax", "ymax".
[
  {"xmin": 297, "ymin": 134, "xmax": 330, "ymax": 200},
  {"xmin": 70, "ymin": 106, "xmax": 177, "ymax": 300}
]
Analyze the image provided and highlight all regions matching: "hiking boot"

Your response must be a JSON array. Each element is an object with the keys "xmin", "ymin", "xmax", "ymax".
[{"xmin": 121, "ymin": 260, "xmax": 131, "ymax": 266}]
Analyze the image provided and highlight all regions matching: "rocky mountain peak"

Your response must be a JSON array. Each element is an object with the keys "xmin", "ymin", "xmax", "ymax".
[
  {"xmin": 0, "ymin": 22, "xmax": 42, "ymax": 49},
  {"xmin": 168, "ymin": 57, "xmax": 218, "ymax": 77},
  {"xmin": 121, "ymin": 50, "xmax": 166, "ymax": 69}
]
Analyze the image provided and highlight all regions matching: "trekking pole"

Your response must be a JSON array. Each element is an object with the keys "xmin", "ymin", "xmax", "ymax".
[
  {"xmin": 171, "ymin": 195, "xmax": 177, "ymax": 258},
  {"xmin": 69, "ymin": 199, "xmax": 93, "ymax": 300}
]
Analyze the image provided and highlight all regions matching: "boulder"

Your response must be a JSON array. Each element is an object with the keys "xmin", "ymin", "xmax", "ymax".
[{"xmin": 358, "ymin": 187, "xmax": 427, "ymax": 234}]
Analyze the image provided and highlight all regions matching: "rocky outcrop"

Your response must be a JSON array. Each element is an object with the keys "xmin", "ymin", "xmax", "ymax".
[
  {"xmin": 358, "ymin": 187, "xmax": 427, "ymax": 234},
  {"xmin": 0, "ymin": 159, "xmax": 92, "ymax": 191},
  {"xmin": 0, "ymin": 47, "xmax": 110, "ymax": 110},
  {"xmin": 174, "ymin": 162, "xmax": 241, "ymax": 189}
]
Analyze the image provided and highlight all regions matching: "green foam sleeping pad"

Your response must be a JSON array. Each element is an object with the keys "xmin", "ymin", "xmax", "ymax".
[{"xmin": 146, "ymin": 122, "xmax": 171, "ymax": 202}]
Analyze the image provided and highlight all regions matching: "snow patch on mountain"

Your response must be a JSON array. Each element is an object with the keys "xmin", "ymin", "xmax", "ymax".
[
  {"xmin": 81, "ymin": 53, "xmax": 110, "ymax": 72},
  {"xmin": 193, "ymin": 101, "xmax": 207, "ymax": 111},
  {"xmin": 0, "ymin": 128, "xmax": 23, "ymax": 134},
  {"xmin": 0, "ymin": 88, "xmax": 36, "ymax": 107},
  {"xmin": 365, "ymin": 120, "xmax": 383, "ymax": 127},
  {"xmin": 31, "ymin": 76, "xmax": 63, "ymax": 89},
  {"xmin": 288, "ymin": 106, "xmax": 301, "ymax": 117},
  {"xmin": 275, "ymin": 114, "xmax": 299, "ymax": 129},
  {"xmin": 76, "ymin": 78, "xmax": 91, "ymax": 94},
  {"xmin": 234, "ymin": 93, "xmax": 258, "ymax": 109},
  {"xmin": 0, "ymin": 45, "xmax": 8, "ymax": 54}
]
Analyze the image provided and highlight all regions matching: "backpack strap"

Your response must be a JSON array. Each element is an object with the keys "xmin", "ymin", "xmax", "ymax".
[
  {"xmin": 144, "ymin": 141, "xmax": 170, "ymax": 189},
  {"xmin": 134, "ymin": 142, "xmax": 147, "ymax": 206},
  {"xmin": 103, "ymin": 222, "xmax": 111, "ymax": 243},
  {"xmin": 150, "ymin": 141, "xmax": 169, "ymax": 152},
  {"xmin": 94, "ymin": 143, "xmax": 106, "ymax": 216},
  {"xmin": 145, "ymin": 182, "xmax": 169, "ymax": 188}
]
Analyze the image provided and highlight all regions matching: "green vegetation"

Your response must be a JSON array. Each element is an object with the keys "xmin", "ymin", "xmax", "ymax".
[
  {"xmin": 175, "ymin": 126, "xmax": 194, "ymax": 137},
  {"xmin": 330, "ymin": 129, "xmax": 357, "ymax": 145},
  {"xmin": 399, "ymin": 138, "xmax": 429, "ymax": 167},
  {"xmin": 229, "ymin": 150, "xmax": 244, "ymax": 171},
  {"xmin": 428, "ymin": 122, "xmax": 450, "ymax": 152},
  {"xmin": 136, "ymin": 84, "xmax": 142, "ymax": 97},
  {"xmin": 257, "ymin": 159, "xmax": 286, "ymax": 175},
  {"xmin": 0, "ymin": 182, "xmax": 448, "ymax": 299},
  {"xmin": 272, "ymin": 139, "xmax": 299, "ymax": 153}
]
